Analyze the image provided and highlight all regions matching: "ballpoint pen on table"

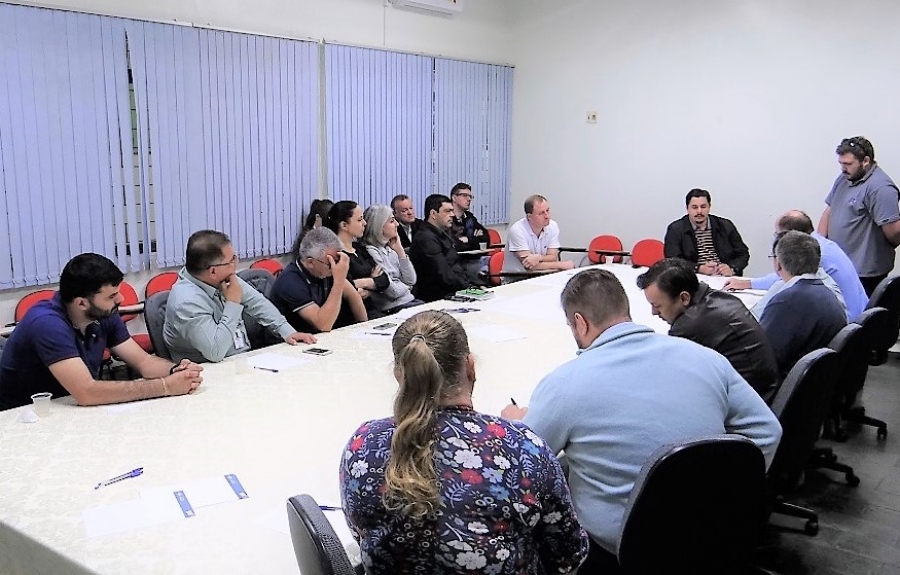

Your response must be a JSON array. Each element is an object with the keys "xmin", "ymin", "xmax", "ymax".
[
  {"xmin": 319, "ymin": 505, "xmax": 342, "ymax": 511},
  {"xmin": 94, "ymin": 467, "xmax": 144, "ymax": 490},
  {"xmin": 253, "ymin": 366, "xmax": 279, "ymax": 373}
]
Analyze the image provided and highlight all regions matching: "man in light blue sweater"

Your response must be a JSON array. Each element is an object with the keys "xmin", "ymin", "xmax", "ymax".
[{"xmin": 502, "ymin": 269, "xmax": 782, "ymax": 569}]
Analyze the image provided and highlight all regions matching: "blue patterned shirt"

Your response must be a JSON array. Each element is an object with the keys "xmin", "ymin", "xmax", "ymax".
[{"xmin": 340, "ymin": 407, "xmax": 589, "ymax": 574}]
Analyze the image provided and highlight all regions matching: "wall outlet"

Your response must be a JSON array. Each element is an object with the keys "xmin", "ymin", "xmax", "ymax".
[{"xmin": 586, "ymin": 111, "xmax": 598, "ymax": 124}]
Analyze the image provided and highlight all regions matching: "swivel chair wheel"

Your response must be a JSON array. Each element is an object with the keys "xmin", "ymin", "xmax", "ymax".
[
  {"xmin": 877, "ymin": 427, "xmax": 887, "ymax": 441},
  {"xmin": 846, "ymin": 473, "xmax": 860, "ymax": 487},
  {"xmin": 804, "ymin": 520, "xmax": 819, "ymax": 536}
]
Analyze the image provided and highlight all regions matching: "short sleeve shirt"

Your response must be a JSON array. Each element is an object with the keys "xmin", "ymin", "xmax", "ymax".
[
  {"xmin": 825, "ymin": 165, "xmax": 900, "ymax": 277},
  {"xmin": 269, "ymin": 261, "xmax": 334, "ymax": 333},
  {"xmin": 503, "ymin": 218, "xmax": 561, "ymax": 273},
  {"xmin": 0, "ymin": 293, "xmax": 131, "ymax": 410}
]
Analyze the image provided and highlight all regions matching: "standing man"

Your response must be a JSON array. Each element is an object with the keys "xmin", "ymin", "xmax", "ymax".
[
  {"xmin": 818, "ymin": 136, "xmax": 900, "ymax": 296},
  {"xmin": 409, "ymin": 194, "xmax": 473, "ymax": 302},
  {"xmin": 164, "ymin": 230, "xmax": 316, "ymax": 363},
  {"xmin": 501, "ymin": 269, "xmax": 781, "ymax": 569},
  {"xmin": 503, "ymin": 194, "xmax": 575, "ymax": 273},
  {"xmin": 0, "ymin": 253, "xmax": 203, "ymax": 410},
  {"xmin": 664, "ymin": 188, "xmax": 750, "ymax": 276},
  {"xmin": 391, "ymin": 194, "xmax": 423, "ymax": 250},
  {"xmin": 638, "ymin": 258, "xmax": 780, "ymax": 402}
]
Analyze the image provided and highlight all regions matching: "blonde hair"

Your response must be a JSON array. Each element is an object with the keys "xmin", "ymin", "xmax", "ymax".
[{"xmin": 384, "ymin": 310, "xmax": 470, "ymax": 519}]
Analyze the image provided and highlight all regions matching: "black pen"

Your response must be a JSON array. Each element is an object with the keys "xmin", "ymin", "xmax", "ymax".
[
  {"xmin": 510, "ymin": 397, "xmax": 518, "ymax": 406},
  {"xmin": 253, "ymin": 366, "xmax": 279, "ymax": 373}
]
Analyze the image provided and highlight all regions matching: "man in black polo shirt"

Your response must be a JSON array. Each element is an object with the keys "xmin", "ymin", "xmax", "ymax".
[
  {"xmin": 664, "ymin": 188, "xmax": 750, "ymax": 277},
  {"xmin": 269, "ymin": 227, "xmax": 368, "ymax": 333},
  {"xmin": 638, "ymin": 258, "xmax": 779, "ymax": 402}
]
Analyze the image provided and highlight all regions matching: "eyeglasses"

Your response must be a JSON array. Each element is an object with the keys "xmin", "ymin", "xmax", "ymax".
[
  {"xmin": 209, "ymin": 255, "xmax": 238, "ymax": 268},
  {"xmin": 313, "ymin": 253, "xmax": 342, "ymax": 268},
  {"xmin": 455, "ymin": 193, "xmax": 474, "ymax": 199}
]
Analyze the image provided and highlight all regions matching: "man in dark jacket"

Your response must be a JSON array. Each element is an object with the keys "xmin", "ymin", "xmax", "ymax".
[
  {"xmin": 391, "ymin": 194, "xmax": 424, "ymax": 250},
  {"xmin": 664, "ymin": 188, "xmax": 750, "ymax": 276},
  {"xmin": 409, "ymin": 194, "xmax": 472, "ymax": 302},
  {"xmin": 638, "ymin": 258, "xmax": 779, "ymax": 402}
]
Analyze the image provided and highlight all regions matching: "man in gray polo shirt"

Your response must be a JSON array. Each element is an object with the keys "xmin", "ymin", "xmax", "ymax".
[{"xmin": 818, "ymin": 136, "xmax": 900, "ymax": 296}]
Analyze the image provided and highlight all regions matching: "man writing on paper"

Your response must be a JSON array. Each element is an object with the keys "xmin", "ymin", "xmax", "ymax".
[
  {"xmin": 0, "ymin": 253, "xmax": 203, "ymax": 410},
  {"xmin": 503, "ymin": 194, "xmax": 575, "ymax": 274},
  {"xmin": 164, "ymin": 230, "xmax": 316, "ymax": 363}
]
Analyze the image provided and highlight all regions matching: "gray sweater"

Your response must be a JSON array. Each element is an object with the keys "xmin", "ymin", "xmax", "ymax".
[{"xmin": 364, "ymin": 244, "xmax": 417, "ymax": 311}]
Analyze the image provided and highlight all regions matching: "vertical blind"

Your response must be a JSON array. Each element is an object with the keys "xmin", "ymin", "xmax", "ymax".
[
  {"xmin": 325, "ymin": 44, "xmax": 433, "ymax": 215},
  {"xmin": 0, "ymin": 5, "xmax": 140, "ymax": 287},
  {"xmin": 434, "ymin": 58, "xmax": 512, "ymax": 225}
]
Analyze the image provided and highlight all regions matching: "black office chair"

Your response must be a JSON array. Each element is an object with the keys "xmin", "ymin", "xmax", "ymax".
[
  {"xmin": 865, "ymin": 275, "xmax": 900, "ymax": 365},
  {"xmin": 237, "ymin": 268, "xmax": 277, "ymax": 299},
  {"xmin": 143, "ymin": 290, "xmax": 172, "ymax": 360},
  {"xmin": 617, "ymin": 435, "xmax": 767, "ymax": 575},
  {"xmin": 767, "ymin": 348, "xmax": 845, "ymax": 535},
  {"xmin": 286, "ymin": 494, "xmax": 358, "ymax": 575},
  {"xmin": 837, "ymin": 307, "xmax": 890, "ymax": 440}
]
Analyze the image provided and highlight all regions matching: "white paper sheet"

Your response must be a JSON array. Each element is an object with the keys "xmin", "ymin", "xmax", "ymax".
[
  {"xmin": 140, "ymin": 475, "xmax": 247, "ymax": 511},
  {"xmin": 467, "ymin": 324, "xmax": 527, "ymax": 343},
  {"xmin": 82, "ymin": 497, "xmax": 183, "ymax": 538},
  {"xmin": 245, "ymin": 353, "xmax": 311, "ymax": 372}
]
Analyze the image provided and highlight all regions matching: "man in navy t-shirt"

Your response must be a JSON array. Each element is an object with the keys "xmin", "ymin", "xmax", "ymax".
[{"xmin": 0, "ymin": 253, "xmax": 203, "ymax": 411}]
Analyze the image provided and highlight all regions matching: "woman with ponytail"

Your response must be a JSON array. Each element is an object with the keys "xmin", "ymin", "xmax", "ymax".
[{"xmin": 339, "ymin": 310, "xmax": 588, "ymax": 574}]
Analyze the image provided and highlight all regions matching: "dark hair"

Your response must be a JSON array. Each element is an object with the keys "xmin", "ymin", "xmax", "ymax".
[
  {"xmin": 561, "ymin": 269, "xmax": 630, "ymax": 326},
  {"xmin": 636, "ymin": 258, "xmax": 699, "ymax": 301},
  {"xmin": 58, "ymin": 253, "xmax": 124, "ymax": 303},
  {"xmin": 776, "ymin": 211, "xmax": 814, "ymax": 234},
  {"xmin": 835, "ymin": 136, "xmax": 874, "ymax": 162},
  {"xmin": 773, "ymin": 230, "xmax": 820, "ymax": 276},
  {"xmin": 685, "ymin": 188, "xmax": 711, "ymax": 207},
  {"xmin": 385, "ymin": 311, "xmax": 470, "ymax": 519},
  {"xmin": 390, "ymin": 194, "xmax": 410, "ymax": 210},
  {"xmin": 185, "ymin": 230, "xmax": 231, "ymax": 274},
  {"xmin": 423, "ymin": 194, "xmax": 451, "ymax": 220},
  {"xmin": 524, "ymin": 194, "xmax": 547, "ymax": 214},
  {"xmin": 450, "ymin": 183, "xmax": 471, "ymax": 196},
  {"xmin": 289, "ymin": 199, "xmax": 334, "ymax": 259},
  {"xmin": 325, "ymin": 200, "xmax": 359, "ymax": 234}
]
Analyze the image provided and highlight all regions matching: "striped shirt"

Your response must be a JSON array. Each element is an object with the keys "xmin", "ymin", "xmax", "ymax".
[{"xmin": 694, "ymin": 227, "xmax": 719, "ymax": 263}]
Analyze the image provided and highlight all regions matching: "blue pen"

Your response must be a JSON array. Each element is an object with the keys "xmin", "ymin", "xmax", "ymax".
[
  {"xmin": 319, "ymin": 505, "xmax": 342, "ymax": 511},
  {"xmin": 94, "ymin": 467, "xmax": 144, "ymax": 490}
]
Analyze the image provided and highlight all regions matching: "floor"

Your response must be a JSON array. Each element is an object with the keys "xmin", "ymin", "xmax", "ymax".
[{"xmin": 756, "ymin": 353, "xmax": 900, "ymax": 575}]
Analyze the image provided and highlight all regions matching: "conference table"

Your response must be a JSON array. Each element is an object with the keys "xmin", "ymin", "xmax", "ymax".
[{"xmin": 0, "ymin": 264, "xmax": 763, "ymax": 574}]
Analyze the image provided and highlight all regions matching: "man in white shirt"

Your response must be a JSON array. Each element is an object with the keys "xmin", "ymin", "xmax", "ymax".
[{"xmin": 503, "ymin": 194, "xmax": 575, "ymax": 273}]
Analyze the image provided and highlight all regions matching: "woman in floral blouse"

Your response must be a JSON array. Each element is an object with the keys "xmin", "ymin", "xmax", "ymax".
[{"xmin": 339, "ymin": 310, "xmax": 588, "ymax": 574}]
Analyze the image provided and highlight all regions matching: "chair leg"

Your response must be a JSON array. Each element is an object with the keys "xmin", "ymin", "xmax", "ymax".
[
  {"xmin": 770, "ymin": 500, "xmax": 819, "ymax": 536},
  {"xmin": 811, "ymin": 448, "xmax": 860, "ymax": 487},
  {"xmin": 844, "ymin": 406, "xmax": 888, "ymax": 440}
]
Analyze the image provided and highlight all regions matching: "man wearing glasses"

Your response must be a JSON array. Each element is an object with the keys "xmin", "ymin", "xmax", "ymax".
[
  {"xmin": 164, "ymin": 230, "xmax": 316, "ymax": 363},
  {"xmin": 269, "ymin": 227, "xmax": 368, "ymax": 333},
  {"xmin": 448, "ymin": 183, "xmax": 488, "ymax": 252},
  {"xmin": 818, "ymin": 136, "xmax": 900, "ymax": 296}
]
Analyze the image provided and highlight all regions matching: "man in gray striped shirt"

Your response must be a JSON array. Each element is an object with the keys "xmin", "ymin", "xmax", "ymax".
[{"xmin": 664, "ymin": 188, "xmax": 750, "ymax": 276}]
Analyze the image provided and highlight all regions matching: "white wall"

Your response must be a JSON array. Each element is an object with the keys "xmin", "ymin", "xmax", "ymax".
[
  {"xmin": 508, "ymin": 0, "xmax": 900, "ymax": 278},
  {"xmin": 0, "ymin": 0, "xmax": 514, "ymax": 324}
]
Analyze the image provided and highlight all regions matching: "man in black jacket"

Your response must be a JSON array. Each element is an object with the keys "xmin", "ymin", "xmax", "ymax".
[
  {"xmin": 409, "ymin": 194, "xmax": 473, "ymax": 302},
  {"xmin": 637, "ymin": 258, "xmax": 779, "ymax": 402},
  {"xmin": 663, "ymin": 188, "xmax": 750, "ymax": 276},
  {"xmin": 391, "ymin": 194, "xmax": 423, "ymax": 250}
]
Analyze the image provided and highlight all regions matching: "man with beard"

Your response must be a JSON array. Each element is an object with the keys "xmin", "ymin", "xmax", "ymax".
[
  {"xmin": 0, "ymin": 254, "xmax": 204, "ymax": 410},
  {"xmin": 664, "ymin": 188, "xmax": 750, "ymax": 277},
  {"xmin": 818, "ymin": 136, "xmax": 900, "ymax": 296}
]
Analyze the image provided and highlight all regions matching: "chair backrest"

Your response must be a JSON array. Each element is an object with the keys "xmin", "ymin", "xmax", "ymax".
[
  {"xmin": 117, "ymin": 281, "xmax": 141, "ymax": 323},
  {"xmin": 250, "ymin": 258, "xmax": 284, "ymax": 276},
  {"xmin": 630, "ymin": 239, "xmax": 664, "ymax": 268},
  {"xmin": 588, "ymin": 234, "xmax": 624, "ymax": 264},
  {"xmin": 143, "ymin": 290, "xmax": 172, "ymax": 361},
  {"xmin": 487, "ymin": 228, "xmax": 502, "ymax": 248},
  {"xmin": 767, "ymin": 348, "xmax": 840, "ymax": 482},
  {"xmin": 237, "ymin": 269, "xmax": 277, "ymax": 299},
  {"xmin": 618, "ymin": 435, "xmax": 766, "ymax": 574},
  {"xmin": 287, "ymin": 495, "xmax": 356, "ymax": 575},
  {"xmin": 15, "ymin": 289, "xmax": 55, "ymax": 322},
  {"xmin": 487, "ymin": 250, "xmax": 504, "ymax": 286},
  {"xmin": 146, "ymin": 272, "xmax": 179, "ymax": 297},
  {"xmin": 865, "ymin": 275, "xmax": 900, "ymax": 354},
  {"xmin": 827, "ymin": 323, "xmax": 867, "ymax": 409},
  {"xmin": 854, "ymin": 306, "xmax": 890, "ymax": 354}
]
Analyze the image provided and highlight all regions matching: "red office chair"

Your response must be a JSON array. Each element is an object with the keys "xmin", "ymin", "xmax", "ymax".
[
  {"xmin": 250, "ymin": 258, "xmax": 284, "ymax": 276},
  {"xmin": 487, "ymin": 228, "xmax": 503, "ymax": 248},
  {"xmin": 631, "ymin": 239, "xmax": 665, "ymax": 268},
  {"xmin": 15, "ymin": 289, "xmax": 55, "ymax": 322},
  {"xmin": 587, "ymin": 234, "xmax": 624, "ymax": 264},
  {"xmin": 117, "ymin": 281, "xmax": 153, "ymax": 354},
  {"xmin": 487, "ymin": 251, "xmax": 504, "ymax": 286},
  {"xmin": 145, "ymin": 272, "xmax": 178, "ymax": 297}
]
